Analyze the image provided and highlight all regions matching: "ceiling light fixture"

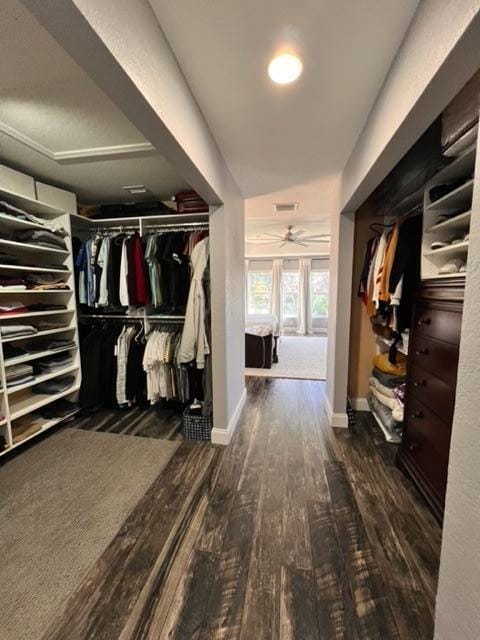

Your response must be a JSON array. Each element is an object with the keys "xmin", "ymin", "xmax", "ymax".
[
  {"xmin": 122, "ymin": 185, "xmax": 147, "ymax": 195},
  {"xmin": 268, "ymin": 53, "xmax": 303, "ymax": 84}
]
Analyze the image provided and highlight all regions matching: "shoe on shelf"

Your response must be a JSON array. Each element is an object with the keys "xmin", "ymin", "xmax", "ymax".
[
  {"xmin": 439, "ymin": 258, "xmax": 466, "ymax": 274},
  {"xmin": 430, "ymin": 240, "xmax": 450, "ymax": 250}
]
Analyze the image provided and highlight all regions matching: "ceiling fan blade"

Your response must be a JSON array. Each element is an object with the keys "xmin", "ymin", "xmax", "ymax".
[
  {"xmin": 303, "ymin": 239, "xmax": 330, "ymax": 243},
  {"xmin": 279, "ymin": 241, "xmax": 287, "ymax": 248},
  {"xmin": 290, "ymin": 229, "xmax": 306, "ymax": 238},
  {"xmin": 301, "ymin": 234, "xmax": 331, "ymax": 240},
  {"xmin": 263, "ymin": 233, "xmax": 286, "ymax": 239},
  {"xmin": 294, "ymin": 241, "xmax": 309, "ymax": 247},
  {"xmin": 246, "ymin": 239, "xmax": 283, "ymax": 244}
]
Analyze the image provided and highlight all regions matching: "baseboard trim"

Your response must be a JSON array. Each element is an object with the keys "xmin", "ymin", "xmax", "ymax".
[
  {"xmin": 350, "ymin": 397, "xmax": 369, "ymax": 411},
  {"xmin": 211, "ymin": 387, "xmax": 247, "ymax": 446},
  {"xmin": 325, "ymin": 394, "xmax": 348, "ymax": 429}
]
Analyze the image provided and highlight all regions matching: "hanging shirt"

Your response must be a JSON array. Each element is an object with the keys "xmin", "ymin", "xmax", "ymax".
[{"xmin": 178, "ymin": 237, "xmax": 210, "ymax": 368}]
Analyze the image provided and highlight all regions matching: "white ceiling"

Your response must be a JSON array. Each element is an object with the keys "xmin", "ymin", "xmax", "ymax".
[
  {"xmin": 0, "ymin": 0, "xmax": 189, "ymax": 203},
  {"xmin": 150, "ymin": 0, "xmax": 419, "ymax": 199}
]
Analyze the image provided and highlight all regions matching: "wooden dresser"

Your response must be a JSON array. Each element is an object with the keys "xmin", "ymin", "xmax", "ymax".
[{"xmin": 396, "ymin": 279, "xmax": 464, "ymax": 521}]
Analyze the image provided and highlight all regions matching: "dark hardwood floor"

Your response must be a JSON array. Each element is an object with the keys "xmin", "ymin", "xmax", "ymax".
[{"xmin": 51, "ymin": 377, "xmax": 440, "ymax": 639}]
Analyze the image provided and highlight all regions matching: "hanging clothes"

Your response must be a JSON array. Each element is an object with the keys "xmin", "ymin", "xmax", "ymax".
[{"xmin": 178, "ymin": 237, "xmax": 210, "ymax": 368}]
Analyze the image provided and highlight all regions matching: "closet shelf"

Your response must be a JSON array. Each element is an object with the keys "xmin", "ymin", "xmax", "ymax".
[
  {"xmin": 6, "ymin": 364, "xmax": 78, "ymax": 394},
  {"xmin": 425, "ymin": 210, "xmax": 471, "ymax": 233},
  {"xmin": 9, "ymin": 383, "xmax": 80, "ymax": 421},
  {"xmin": 4, "ymin": 345, "xmax": 76, "ymax": 367},
  {"xmin": 424, "ymin": 240, "xmax": 469, "ymax": 256},
  {"xmin": 0, "ymin": 309, "xmax": 74, "ymax": 320},
  {"xmin": 0, "ymin": 213, "xmax": 57, "ymax": 233},
  {"xmin": 0, "ymin": 289, "xmax": 72, "ymax": 295},
  {"xmin": 1, "ymin": 408, "xmax": 80, "ymax": 456},
  {"xmin": 425, "ymin": 179, "xmax": 474, "ymax": 213},
  {"xmin": 424, "ymin": 272, "xmax": 467, "ymax": 281},
  {"xmin": 370, "ymin": 408, "xmax": 402, "ymax": 444},
  {"xmin": 0, "ymin": 187, "xmax": 66, "ymax": 217},
  {"xmin": 1, "ymin": 326, "xmax": 74, "ymax": 343},
  {"xmin": 0, "ymin": 264, "xmax": 71, "ymax": 274},
  {"xmin": 0, "ymin": 238, "xmax": 69, "ymax": 256}
]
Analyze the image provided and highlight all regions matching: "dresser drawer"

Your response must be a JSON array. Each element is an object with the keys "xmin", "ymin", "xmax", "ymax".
[
  {"xmin": 403, "ymin": 396, "xmax": 452, "ymax": 500},
  {"xmin": 408, "ymin": 363, "xmax": 456, "ymax": 423},
  {"xmin": 414, "ymin": 304, "xmax": 462, "ymax": 345},
  {"xmin": 410, "ymin": 334, "xmax": 459, "ymax": 387}
]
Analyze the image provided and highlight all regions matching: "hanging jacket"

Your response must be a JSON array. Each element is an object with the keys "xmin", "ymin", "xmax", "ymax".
[{"xmin": 178, "ymin": 237, "xmax": 210, "ymax": 368}]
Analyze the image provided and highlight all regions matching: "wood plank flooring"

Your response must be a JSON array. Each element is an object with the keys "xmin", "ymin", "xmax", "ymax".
[{"xmin": 48, "ymin": 377, "xmax": 440, "ymax": 639}]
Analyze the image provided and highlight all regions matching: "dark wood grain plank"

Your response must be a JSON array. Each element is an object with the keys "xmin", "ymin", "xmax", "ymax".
[
  {"xmin": 324, "ymin": 460, "xmax": 400, "ymax": 640},
  {"xmin": 282, "ymin": 379, "xmax": 313, "ymax": 571},
  {"xmin": 240, "ymin": 380, "xmax": 284, "ymax": 640},
  {"xmin": 280, "ymin": 565, "xmax": 319, "ymax": 640}
]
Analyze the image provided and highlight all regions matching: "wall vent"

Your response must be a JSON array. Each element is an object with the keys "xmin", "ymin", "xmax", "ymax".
[{"xmin": 274, "ymin": 202, "xmax": 299, "ymax": 213}]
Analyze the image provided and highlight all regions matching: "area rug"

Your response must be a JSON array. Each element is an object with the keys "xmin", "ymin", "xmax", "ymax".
[
  {"xmin": 245, "ymin": 335, "xmax": 327, "ymax": 380},
  {"xmin": 0, "ymin": 428, "xmax": 179, "ymax": 640}
]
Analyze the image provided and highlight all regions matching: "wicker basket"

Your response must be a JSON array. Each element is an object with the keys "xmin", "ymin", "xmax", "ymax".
[{"xmin": 181, "ymin": 407, "xmax": 213, "ymax": 441}]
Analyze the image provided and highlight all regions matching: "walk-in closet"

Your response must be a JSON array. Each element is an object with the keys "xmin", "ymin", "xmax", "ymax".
[
  {"xmin": 348, "ymin": 69, "xmax": 480, "ymax": 520},
  {"xmin": 0, "ymin": 174, "xmax": 214, "ymax": 455}
]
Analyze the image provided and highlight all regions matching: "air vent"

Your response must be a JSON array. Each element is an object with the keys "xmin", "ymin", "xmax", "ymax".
[{"xmin": 274, "ymin": 202, "xmax": 299, "ymax": 213}]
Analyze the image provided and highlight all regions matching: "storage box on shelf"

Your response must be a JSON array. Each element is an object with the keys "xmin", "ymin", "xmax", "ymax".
[
  {"xmin": 422, "ymin": 143, "xmax": 477, "ymax": 280},
  {"xmin": 0, "ymin": 168, "xmax": 81, "ymax": 456}
]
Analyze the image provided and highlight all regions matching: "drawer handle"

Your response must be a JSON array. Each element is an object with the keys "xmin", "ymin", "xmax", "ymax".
[
  {"xmin": 415, "ymin": 348, "xmax": 429, "ymax": 356},
  {"xmin": 413, "ymin": 379, "xmax": 427, "ymax": 388},
  {"xmin": 418, "ymin": 318, "xmax": 431, "ymax": 326},
  {"xmin": 411, "ymin": 411, "xmax": 424, "ymax": 419},
  {"xmin": 408, "ymin": 441, "xmax": 419, "ymax": 452}
]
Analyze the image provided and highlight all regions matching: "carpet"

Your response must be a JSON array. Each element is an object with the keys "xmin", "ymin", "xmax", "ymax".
[
  {"xmin": 0, "ymin": 428, "xmax": 179, "ymax": 640},
  {"xmin": 245, "ymin": 335, "xmax": 327, "ymax": 380}
]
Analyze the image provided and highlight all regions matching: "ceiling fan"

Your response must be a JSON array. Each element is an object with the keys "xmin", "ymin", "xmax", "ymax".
[{"xmin": 247, "ymin": 225, "xmax": 330, "ymax": 248}]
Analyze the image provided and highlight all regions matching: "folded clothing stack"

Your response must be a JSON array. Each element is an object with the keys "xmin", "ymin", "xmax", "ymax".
[
  {"xmin": 2, "ymin": 344, "xmax": 28, "ymax": 360},
  {"xmin": 0, "ymin": 324, "xmax": 38, "ymax": 339},
  {"xmin": 12, "ymin": 228, "xmax": 67, "ymax": 250},
  {"xmin": 32, "ymin": 375, "xmax": 75, "ymax": 395},
  {"xmin": 0, "ymin": 252, "xmax": 19, "ymax": 265},
  {"xmin": 0, "ymin": 301, "xmax": 29, "ymax": 315},
  {"xmin": 34, "ymin": 398, "xmax": 78, "ymax": 420},
  {"xmin": 33, "ymin": 353, "xmax": 73, "ymax": 374},
  {"xmin": 368, "ymin": 358, "xmax": 406, "ymax": 436},
  {"xmin": 0, "ymin": 200, "xmax": 67, "ymax": 236},
  {"xmin": 29, "ymin": 338, "xmax": 76, "ymax": 352},
  {"xmin": 6, "ymin": 363, "xmax": 34, "ymax": 388},
  {"xmin": 11, "ymin": 415, "xmax": 43, "ymax": 444},
  {"xmin": 0, "ymin": 275, "xmax": 26, "ymax": 290},
  {"xmin": 26, "ymin": 273, "xmax": 69, "ymax": 291}
]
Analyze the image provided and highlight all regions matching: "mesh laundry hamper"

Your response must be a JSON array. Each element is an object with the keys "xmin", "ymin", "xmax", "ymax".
[{"xmin": 181, "ymin": 407, "xmax": 213, "ymax": 441}]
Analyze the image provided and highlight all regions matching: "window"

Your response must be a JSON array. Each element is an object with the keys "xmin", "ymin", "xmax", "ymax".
[
  {"xmin": 282, "ymin": 271, "xmax": 300, "ymax": 318},
  {"xmin": 247, "ymin": 271, "xmax": 272, "ymax": 314},
  {"xmin": 311, "ymin": 271, "xmax": 329, "ymax": 317}
]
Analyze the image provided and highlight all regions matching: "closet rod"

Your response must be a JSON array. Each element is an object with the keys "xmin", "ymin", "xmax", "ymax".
[{"xmin": 79, "ymin": 313, "xmax": 185, "ymax": 321}]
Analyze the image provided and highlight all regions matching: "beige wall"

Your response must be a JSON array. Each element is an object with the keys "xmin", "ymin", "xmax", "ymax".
[{"xmin": 347, "ymin": 205, "xmax": 377, "ymax": 401}]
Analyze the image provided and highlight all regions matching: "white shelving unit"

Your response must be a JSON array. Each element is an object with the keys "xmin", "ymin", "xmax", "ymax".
[
  {"xmin": 422, "ymin": 142, "xmax": 477, "ymax": 280},
  {"xmin": 0, "ymin": 173, "xmax": 81, "ymax": 457}
]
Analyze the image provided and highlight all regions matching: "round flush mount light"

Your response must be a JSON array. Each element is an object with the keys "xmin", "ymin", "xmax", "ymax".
[{"xmin": 268, "ymin": 53, "xmax": 303, "ymax": 84}]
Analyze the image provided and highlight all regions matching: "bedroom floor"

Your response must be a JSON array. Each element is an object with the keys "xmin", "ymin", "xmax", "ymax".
[
  {"xmin": 245, "ymin": 335, "xmax": 327, "ymax": 380},
  {"xmin": 10, "ymin": 376, "xmax": 441, "ymax": 640}
]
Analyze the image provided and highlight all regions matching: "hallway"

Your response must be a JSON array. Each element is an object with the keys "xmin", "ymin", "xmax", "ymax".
[{"xmin": 43, "ymin": 377, "xmax": 440, "ymax": 639}]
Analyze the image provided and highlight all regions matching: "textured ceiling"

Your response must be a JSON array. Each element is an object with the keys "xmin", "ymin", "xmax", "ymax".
[
  {"xmin": 0, "ymin": 0, "xmax": 189, "ymax": 203},
  {"xmin": 150, "ymin": 0, "xmax": 419, "ymax": 198}
]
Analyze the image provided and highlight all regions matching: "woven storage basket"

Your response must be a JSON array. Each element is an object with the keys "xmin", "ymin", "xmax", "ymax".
[{"xmin": 181, "ymin": 407, "xmax": 212, "ymax": 441}]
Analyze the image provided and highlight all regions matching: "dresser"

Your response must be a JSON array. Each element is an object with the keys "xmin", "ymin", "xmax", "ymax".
[{"xmin": 396, "ymin": 279, "xmax": 464, "ymax": 521}]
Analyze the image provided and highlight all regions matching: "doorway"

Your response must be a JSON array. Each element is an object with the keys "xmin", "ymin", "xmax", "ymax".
[{"xmin": 244, "ymin": 256, "xmax": 329, "ymax": 380}]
